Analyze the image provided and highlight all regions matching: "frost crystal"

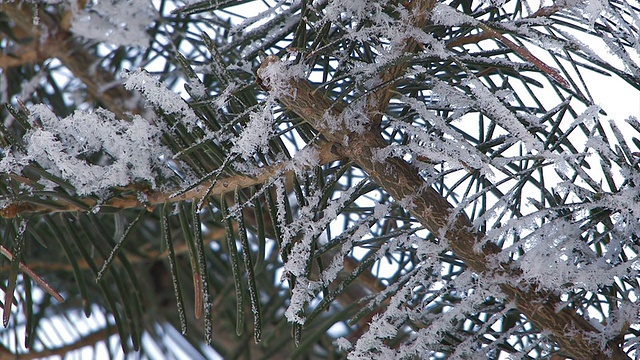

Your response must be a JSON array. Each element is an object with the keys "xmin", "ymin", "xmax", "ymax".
[
  {"xmin": 232, "ymin": 100, "xmax": 276, "ymax": 158},
  {"xmin": 256, "ymin": 57, "xmax": 307, "ymax": 100},
  {"xmin": 432, "ymin": 3, "xmax": 477, "ymax": 27},
  {"xmin": 335, "ymin": 337, "xmax": 353, "ymax": 351}
]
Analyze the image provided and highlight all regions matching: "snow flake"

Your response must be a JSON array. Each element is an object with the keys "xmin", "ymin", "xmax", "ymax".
[{"xmin": 335, "ymin": 337, "xmax": 353, "ymax": 351}]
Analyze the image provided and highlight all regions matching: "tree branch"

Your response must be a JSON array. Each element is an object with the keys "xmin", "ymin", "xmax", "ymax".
[
  {"xmin": 364, "ymin": 0, "xmax": 436, "ymax": 128},
  {"xmin": 0, "ymin": 140, "xmax": 341, "ymax": 218},
  {"xmin": 257, "ymin": 56, "xmax": 629, "ymax": 360}
]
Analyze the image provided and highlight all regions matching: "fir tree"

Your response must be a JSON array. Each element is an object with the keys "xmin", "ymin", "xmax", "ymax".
[{"xmin": 1, "ymin": 0, "xmax": 640, "ymax": 358}]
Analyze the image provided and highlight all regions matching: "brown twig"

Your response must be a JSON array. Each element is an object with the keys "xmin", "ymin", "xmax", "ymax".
[
  {"xmin": 476, "ymin": 23, "xmax": 570, "ymax": 89},
  {"xmin": 364, "ymin": 0, "xmax": 437, "ymax": 129},
  {"xmin": 0, "ymin": 244, "xmax": 64, "ymax": 303},
  {"xmin": 530, "ymin": 4, "xmax": 564, "ymax": 18}
]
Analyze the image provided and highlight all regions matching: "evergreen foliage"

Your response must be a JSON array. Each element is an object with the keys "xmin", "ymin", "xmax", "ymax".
[{"xmin": 1, "ymin": 0, "xmax": 640, "ymax": 358}]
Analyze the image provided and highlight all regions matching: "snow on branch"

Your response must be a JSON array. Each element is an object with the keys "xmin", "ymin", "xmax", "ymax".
[
  {"xmin": 0, "ymin": 105, "xmax": 167, "ymax": 196},
  {"xmin": 257, "ymin": 52, "xmax": 628, "ymax": 360},
  {"xmin": 123, "ymin": 69, "xmax": 202, "ymax": 131}
]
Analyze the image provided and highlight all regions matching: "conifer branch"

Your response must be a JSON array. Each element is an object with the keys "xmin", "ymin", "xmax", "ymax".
[
  {"xmin": 0, "ymin": 141, "xmax": 341, "ymax": 218},
  {"xmin": 257, "ymin": 57, "xmax": 629, "ymax": 360}
]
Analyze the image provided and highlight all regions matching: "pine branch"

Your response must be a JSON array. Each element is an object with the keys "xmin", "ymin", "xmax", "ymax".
[
  {"xmin": 257, "ymin": 57, "xmax": 630, "ymax": 360},
  {"xmin": 0, "ymin": 141, "xmax": 342, "ymax": 218}
]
